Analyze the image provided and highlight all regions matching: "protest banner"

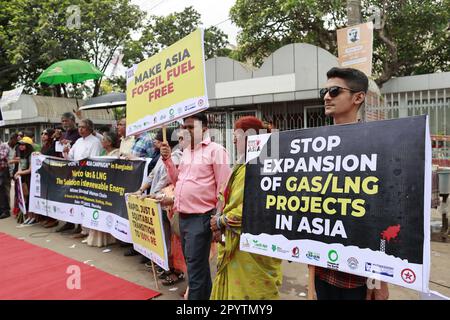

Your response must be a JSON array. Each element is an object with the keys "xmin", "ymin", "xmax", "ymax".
[
  {"xmin": 16, "ymin": 176, "xmax": 27, "ymax": 215},
  {"xmin": 126, "ymin": 28, "xmax": 208, "ymax": 136},
  {"xmin": 29, "ymin": 154, "xmax": 148, "ymax": 242},
  {"xmin": 0, "ymin": 86, "xmax": 24, "ymax": 126},
  {"xmin": 240, "ymin": 115, "xmax": 431, "ymax": 292},
  {"xmin": 126, "ymin": 195, "xmax": 168, "ymax": 270},
  {"xmin": 337, "ymin": 21, "xmax": 373, "ymax": 76}
]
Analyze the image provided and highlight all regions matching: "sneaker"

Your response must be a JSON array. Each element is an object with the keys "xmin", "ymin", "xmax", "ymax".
[
  {"xmin": 27, "ymin": 218, "xmax": 37, "ymax": 225},
  {"xmin": 22, "ymin": 217, "xmax": 32, "ymax": 225}
]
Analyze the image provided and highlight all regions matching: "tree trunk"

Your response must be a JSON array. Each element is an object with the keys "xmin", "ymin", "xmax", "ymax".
[
  {"xmin": 375, "ymin": 14, "xmax": 399, "ymax": 87},
  {"xmin": 347, "ymin": 0, "xmax": 362, "ymax": 26},
  {"xmin": 93, "ymin": 78, "xmax": 102, "ymax": 97}
]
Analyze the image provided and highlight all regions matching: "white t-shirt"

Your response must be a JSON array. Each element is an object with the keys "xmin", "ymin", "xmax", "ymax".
[{"xmin": 68, "ymin": 134, "xmax": 103, "ymax": 161}]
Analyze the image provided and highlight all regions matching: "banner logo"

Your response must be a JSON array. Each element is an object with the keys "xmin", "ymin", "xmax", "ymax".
[
  {"xmin": 347, "ymin": 257, "xmax": 359, "ymax": 270},
  {"xmin": 328, "ymin": 250, "xmax": 338, "ymax": 262},
  {"xmin": 401, "ymin": 269, "xmax": 416, "ymax": 284},
  {"xmin": 291, "ymin": 247, "xmax": 300, "ymax": 258},
  {"xmin": 306, "ymin": 251, "xmax": 320, "ymax": 261}
]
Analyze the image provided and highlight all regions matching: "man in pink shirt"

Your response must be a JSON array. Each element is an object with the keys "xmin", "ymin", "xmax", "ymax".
[{"xmin": 160, "ymin": 112, "xmax": 231, "ymax": 300}]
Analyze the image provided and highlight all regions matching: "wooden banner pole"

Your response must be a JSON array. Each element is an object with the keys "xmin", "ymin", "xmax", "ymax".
[
  {"xmin": 151, "ymin": 260, "xmax": 160, "ymax": 290},
  {"xmin": 162, "ymin": 125, "xmax": 167, "ymax": 143},
  {"xmin": 308, "ymin": 265, "xmax": 316, "ymax": 300}
]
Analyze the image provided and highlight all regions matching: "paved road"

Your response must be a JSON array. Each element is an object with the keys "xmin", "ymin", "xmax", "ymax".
[{"xmin": 1, "ymin": 215, "xmax": 449, "ymax": 300}]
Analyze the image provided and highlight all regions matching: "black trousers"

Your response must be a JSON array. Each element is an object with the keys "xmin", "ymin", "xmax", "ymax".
[
  {"xmin": 161, "ymin": 210, "xmax": 172, "ymax": 267},
  {"xmin": 0, "ymin": 169, "xmax": 10, "ymax": 214},
  {"xmin": 315, "ymin": 277, "xmax": 367, "ymax": 300},
  {"xmin": 179, "ymin": 213, "xmax": 213, "ymax": 300}
]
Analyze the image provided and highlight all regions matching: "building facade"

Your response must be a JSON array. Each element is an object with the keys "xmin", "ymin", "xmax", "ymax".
[
  {"xmin": 0, "ymin": 94, "xmax": 115, "ymax": 144},
  {"xmin": 204, "ymin": 43, "xmax": 379, "ymax": 160}
]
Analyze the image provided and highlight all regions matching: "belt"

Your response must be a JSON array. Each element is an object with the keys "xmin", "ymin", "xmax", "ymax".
[{"xmin": 179, "ymin": 209, "xmax": 216, "ymax": 218}]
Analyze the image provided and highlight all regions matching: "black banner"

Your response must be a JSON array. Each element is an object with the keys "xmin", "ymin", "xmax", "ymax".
[
  {"xmin": 36, "ymin": 157, "xmax": 147, "ymax": 219},
  {"xmin": 242, "ymin": 116, "xmax": 429, "ymax": 265}
]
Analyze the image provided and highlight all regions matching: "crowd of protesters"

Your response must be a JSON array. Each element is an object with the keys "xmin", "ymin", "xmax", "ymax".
[{"xmin": 0, "ymin": 67, "xmax": 392, "ymax": 300}]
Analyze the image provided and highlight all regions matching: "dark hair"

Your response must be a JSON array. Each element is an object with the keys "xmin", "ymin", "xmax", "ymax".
[
  {"xmin": 43, "ymin": 128, "xmax": 55, "ymax": 138},
  {"xmin": 18, "ymin": 143, "xmax": 34, "ymax": 159},
  {"xmin": 102, "ymin": 131, "xmax": 119, "ymax": 148},
  {"xmin": 184, "ymin": 112, "xmax": 208, "ymax": 127},
  {"xmin": 155, "ymin": 127, "xmax": 178, "ymax": 148},
  {"xmin": 9, "ymin": 133, "xmax": 19, "ymax": 141},
  {"xmin": 326, "ymin": 67, "xmax": 369, "ymax": 93},
  {"xmin": 61, "ymin": 112, "xmax": 76, "ymax": 121},
  {"xmin": 97, "ymin": 125, "xmax": 111, "ymax": 135}
]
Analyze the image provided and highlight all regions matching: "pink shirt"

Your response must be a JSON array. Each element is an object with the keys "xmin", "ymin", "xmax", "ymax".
[{"xmin": 163, "ymin": 135, "xmax": 231, "ymax": 214}]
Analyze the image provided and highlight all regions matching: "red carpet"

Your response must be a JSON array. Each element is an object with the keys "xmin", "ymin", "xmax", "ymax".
[{"xmin": 0, "ymin": 233, "xmax": 160, "ymax": 300}]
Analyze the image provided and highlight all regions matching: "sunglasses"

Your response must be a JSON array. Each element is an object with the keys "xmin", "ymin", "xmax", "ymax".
[{"xmin": 319, "ymin": 86, "xmax": 359, "ymax": 99}]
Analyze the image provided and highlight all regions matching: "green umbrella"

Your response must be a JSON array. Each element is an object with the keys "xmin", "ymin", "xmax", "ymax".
[{"xmin": 36, "ymin": 59, "xmax": 104, "ymax": 85}]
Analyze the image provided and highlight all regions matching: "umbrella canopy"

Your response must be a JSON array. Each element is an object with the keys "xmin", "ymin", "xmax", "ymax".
[
  {"xmin": 79, "ymin": 92, "xmax": 126, "ymax": 110},
  {"xmin": 36, "ymin": 59, "xmax": 104, "ymax": 85}
]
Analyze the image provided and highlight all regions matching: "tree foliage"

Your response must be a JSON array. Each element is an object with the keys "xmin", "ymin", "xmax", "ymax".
[
  {"xmin": 0, "ymin": 0, "xmax": 143, "ymax": 96},
  {"xmin": 230, "ymin": 0, "xmax": 449, "ymax": 86},
  {"xmin": 122, "ymin": 6, "xmax": 230, "ymax": 68},
  {"xmin": 1, "ymin": 3, "xmax": 230, "ymax": 97}
]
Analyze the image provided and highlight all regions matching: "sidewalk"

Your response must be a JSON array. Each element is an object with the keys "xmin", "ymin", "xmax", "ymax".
[{"xmin": 0, "ymin": 214, "xmax": 449, "ymax": 300}]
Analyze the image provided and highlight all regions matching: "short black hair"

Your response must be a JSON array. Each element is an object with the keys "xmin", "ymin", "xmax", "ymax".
[
  {"xmin": 97, "ymin": 125, "xmax": 111, "ymax": 134},
  {"xmin": 327, "ymin": 67, "xmax": 369, "ymax": 93},
  {"xmin": 184, "ymin": 112, "xmax": 208, "ymax": 127}
]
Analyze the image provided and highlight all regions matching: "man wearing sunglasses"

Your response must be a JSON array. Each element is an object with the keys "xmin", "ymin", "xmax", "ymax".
[{"xmin": 314, "ymin": 67, "xmax": 389, "ymax": 300}]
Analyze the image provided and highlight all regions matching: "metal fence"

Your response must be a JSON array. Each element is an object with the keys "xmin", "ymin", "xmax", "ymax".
[{"xmin": 365, "ymin": 88, "xmax": 450, "ymax": 161}]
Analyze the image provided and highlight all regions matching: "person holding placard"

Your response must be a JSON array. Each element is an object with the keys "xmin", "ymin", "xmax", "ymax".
[
  {"xmin": 160, "ymin": 112, "xmax": 231, "ymax": 300},
  {"xmin": 314, "ymin": 67, "xmax": 389, "ymax": 300}
]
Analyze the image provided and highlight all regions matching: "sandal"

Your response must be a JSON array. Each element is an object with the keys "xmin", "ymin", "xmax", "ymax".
[
  {"xmin": 161, "ymin": 272, "xmax": 185, "ymax": 286},
  {"xmin": 158, "ymin": 270, "xmax": 172, "ymax": 279}
]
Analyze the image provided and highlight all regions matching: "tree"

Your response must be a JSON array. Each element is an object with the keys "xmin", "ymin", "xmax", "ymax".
[
  {"xmin": 80, "ymin": 0, "xmax": 144, "ymax": 96},
  {"xmin": 230, "ymin": 0, "xmax": 346, "ymax": 66},
  {"xmin": 230, "ymin": 0, "xmax": 450, "ymax": 86},
  {"xmin": 0, "ymin": 0, "xmax": 144, "ymax": 96},
  {"xmin": 122, "ymin": 6, "xmax": 230, "ymax": 67}
]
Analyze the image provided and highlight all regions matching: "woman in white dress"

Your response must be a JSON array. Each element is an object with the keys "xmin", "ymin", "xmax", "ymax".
[{"xmin": 86, "ymin": 131, "xmax": 119, "ymax": 247}]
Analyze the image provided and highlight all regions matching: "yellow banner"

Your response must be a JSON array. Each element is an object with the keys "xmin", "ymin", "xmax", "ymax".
[
  {"xmin": 337, "ymin": 22, "xmax": 373, "ymax": 77},
  {"xmin": 126, "ymin": 28, "xmax": 208, "ymax": 136},
  {"xmin": 126, "ymin": 195, "xmax": 168, "ymax": 270}
]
